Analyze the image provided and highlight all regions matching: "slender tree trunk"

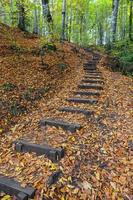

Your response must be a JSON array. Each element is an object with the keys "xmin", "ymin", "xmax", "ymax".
[
  {"xmin": 98, "ymin": 22, "xmax": 103, "ymax": 45},
  {"xmin": 41, "ymin": 0, "xmax": 53, "ymax": 35},
  {"xmin": 66, "ymin": 14, "xmax": 69, "ymax": 40},
  {"xmin": 18, "ymin": 1, "xmax": 26, "ymax": 31},
  {"xmin": 121, "ymin": 0, "xmax": 126, "ymax": 40},
  {"xmin": 111, "ymin": 0, "xmax": 120, "ymax": 42},
  {"xmin": 33, "ymin": 0, "xmax": 38, "ymax": 34},
  {"xmin": 129, "ymin": 0, "xmax": 133, "ymax": 40},
  {"xmin": 42, "ymin": 0, "xmax": 52, "ymax": 23},
  {"xmin": 61, "ymin": 0, "xmax": 66, "ymax": 40},
  {"xmin": 79, "ymin": 15, "xmax": 83, "ymax": 44},
  {"xmin": 10, "ymin": 0, "xmax": 14, "ymax": 26},
  {"xmin": 68, "ymin": 1, "xmax": 72, "ymax": 42}
]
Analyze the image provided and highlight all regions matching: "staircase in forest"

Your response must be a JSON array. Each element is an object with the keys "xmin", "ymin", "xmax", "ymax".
[{"xmin": 0, "ymin": 53, "xmax": 104, "ymax": 199}]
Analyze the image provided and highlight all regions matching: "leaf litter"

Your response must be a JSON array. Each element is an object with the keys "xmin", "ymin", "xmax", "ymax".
[{"xmin": 0, "ymin": 24, "xmax": 133, "ymax": 199}]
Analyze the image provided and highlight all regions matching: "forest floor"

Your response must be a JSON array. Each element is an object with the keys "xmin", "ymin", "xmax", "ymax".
[{"xmin": 0, "ymin": 24, "xmax": 133, "ymax": 200}]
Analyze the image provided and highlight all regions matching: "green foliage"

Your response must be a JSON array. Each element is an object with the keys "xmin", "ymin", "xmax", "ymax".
[
  {"xmin": 9, "ymin": 102, "xmax": 27, "ymax": 116},
  {"xmin": 10, "ymin": 42, "xmax": 25, "ymax": 53},
  {"xmin": 58, "ymin": 63, "xmax": 68, "ymax": 71},
  {"xmin": 42, "ymin": 43, "xmax": 57, "ymax": 52},
  {"xmin": 106, "ymin": 40, "xmax": 133, "ymax": 75},
  {"xmin": 22, "ymin": 87, "xmax": 50, "ymax": 102},
  {"xmin": 0, "ymin": 82, "xmax": 17, "ymax": 91},
  {"xmin": 0, "ymin": 0, "xmax": 133, "ymax": 76}
]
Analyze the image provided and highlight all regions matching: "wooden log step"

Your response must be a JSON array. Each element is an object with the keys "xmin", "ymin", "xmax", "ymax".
[
  {"xmin": 84, "ymin": 62, "xmax": 96, "ymax": 66},
  {"xmin": 74, "ymin": 91, "xmax": 100, "ymax": 96},
  {"xmin": 84, "ymin": 67, "xmax": 96, "ymax": 70},
  {"xmin": 0, "ymin": 175, "xmax": 36, "ymax": 200},
  {"xmin": 58, "ymin": 107, "xmax": 94, "ymax": 116},
  {"xmin": 85, "ymin": 72, "xmax": 102, "ymax": 76},
  {"xmin": 84, "ymin": 75, "xmax": 102, "ymax": 79},
  {"xmin": 81, "ymin": 79, "xmax": 104, "ymax": 84},
  {"xmin": 40, "ymin": 119, "xmax": 82, "ymax": 133},
  {"xmin": 83, "ymin": 65, "xmax": 97, "ymax": 68},
  {"xmin": 83, "ymin": 70, "xmax": 101, "ymax": 74},
  {"xmin": 84, "ymin": 72, "xmax": 102, "ymax": 76},
  {"xmin": 14, "ymin": 140, "xmax": 64, "ymax": 162},
  {"xmin": 78, "ymin": 84, "xmax": 103, "ymax": 90},
  {"xmin": 93, "ymin": 54, "xmax": 100, "ymax": 59},
  {"xmin": 67, "ymin": 98, "xmax": 98, "ymax": 104},
  {"xmin": 93, "ymin": 58, "xmax": 99, "ymax": 61}
]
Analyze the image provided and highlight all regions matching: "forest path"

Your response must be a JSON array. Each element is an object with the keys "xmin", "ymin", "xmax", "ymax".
[{"xmin": 0, "ymin": 50, "xmax": 133, "ymax": 200}]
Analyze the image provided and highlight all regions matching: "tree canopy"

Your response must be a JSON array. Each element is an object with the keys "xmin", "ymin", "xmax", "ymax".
[{"xmin": 0, "ymin": 0, "xmax": 132, "ymax": 45}]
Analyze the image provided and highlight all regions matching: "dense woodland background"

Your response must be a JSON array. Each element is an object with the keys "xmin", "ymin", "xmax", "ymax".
[
  {"xmin": 0, "ymin": 0, "xmax": 133, "ymax": 75},
  {"xmin": 0, "ymin": 0, "xmax": 133, "ymax": 43}
]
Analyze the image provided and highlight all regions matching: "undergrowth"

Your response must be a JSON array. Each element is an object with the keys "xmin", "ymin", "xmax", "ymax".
[{"xmin": 105, "ymin": 40, "xmax": 133, "ymax": 76}]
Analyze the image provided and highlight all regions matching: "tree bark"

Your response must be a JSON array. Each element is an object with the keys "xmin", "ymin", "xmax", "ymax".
[
  {"xmin": 61, "ymin": 0, "xmax": 66, "ymax": 40},
  {"xmin": 111, "ymin": 0, "xmax": 120, "ymax": 42},
  {"xmin": 98, "ymin": 22, "xmax": 103, "ymax": 45},
  {"xmin": 41, "ymin": 0, "xmax": 52, "ymax": 23},
  {"xmin": 129, "ymin": 0, "xmax": 133, "ymax": 40},
  {"xmin": 79, "ymin": 15, "xmax": 83, "ymax": 44},
  {"xmin": 33, "ymin": 0, "xmax": 38, "ymax": 34},
  {"xmin": 68, "ymin": 0, "xmax": 72, "ymax": 42},
  {"xmin": 18, "ymin": 1, "xmax": 26, "ymax": 31}
]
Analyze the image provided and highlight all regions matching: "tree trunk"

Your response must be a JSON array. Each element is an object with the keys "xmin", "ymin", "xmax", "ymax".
[
  {"xmin": 98, "ymin": 22, "xmax": 103, "ymax": 45},
  {"xmin": 79, "ymin": 15, "xmax": 83, "ymax": 44},
  {"xmin": 10, "ymin": 0, "xmax": 14, "ymax": 26},
  {"xmin": 129, "ymin": 0, "xmax": 133, "ymax": 41},
  {"xmin": 111, "ymin": 0, "xmax": 120, "ymax": 42},
  {"xmin": 120, "ymin": 0, "xmax": 127, "ymax": 40},
  {"xmin": 61, "ymin": 0, "xmax": 66, "ymax": 40},
  {"xmin": 33, "ymin": 1, "xmax": 38, "ymax": 34},
  {"xmin": 42, "ymin": 0, "xmax": 52, "ymax": 23},
  {"xmin": 18, "ymin": 1, "xmax": 26, "ymax": 31},
  {"xmin": 68, "ymin": 1, "xmax": 72, "ymax": 42}
]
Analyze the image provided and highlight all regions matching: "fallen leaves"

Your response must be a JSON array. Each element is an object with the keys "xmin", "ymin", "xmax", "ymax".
[
  {"xmin": 1, "ymin": 195, "xmax": 11, "ymax": 200},
  {"xmin": 82, "ymin": 180, "xmax": 92, "ymax": 190},
  {"xmin": 0, "ymin": 25, "xmax": 133, "ymax": 199}
]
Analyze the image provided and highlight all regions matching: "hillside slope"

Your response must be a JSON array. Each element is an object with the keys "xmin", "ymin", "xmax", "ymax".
[
  {"xmin": 0, "ymin": 23, "xmax": 88, "ymax": 133},
  {"xmin": 0, "ymin": 25, "xmax": 132, "ymax": 200}
]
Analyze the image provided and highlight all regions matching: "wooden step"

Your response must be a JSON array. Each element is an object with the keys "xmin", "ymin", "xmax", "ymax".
[
  {"xmin": 93, "ymin": 54, "xmax": 100, "ymax": 59},
  {"xmin": 81, "ymin": 79, "xmax": 104, "ymax": 84},
  {"xmin": 84, "ymin": 72, "xmax": 102, "ymax": 76},
  {"xmin": 85, "ymin": 72, "xmax": 102, "ymax": 76},
  {"xmin": 93, "ymin": 58, "xmax": 99, "ymax": 61},
  {"xmin": 74, "ymin": 91, "xmax": 100, "ymax": 96},
  {"xmin": 40, "ymin": 119, "xmax": 82, "ymax": 133},
  {"xmin": 78, "ymin": 84, "xmax": 103, "ymax": 90},
  {"xmin": 67, "ymin": 98, "xmax": 98, "ymax": 104},
  {"xmin": 84, "ymin": 75, "xmax": 103, "ymax": 79},
  {"xmin": 0, "ymin": 175, "xmax": 36, "ymax": 200},
  {"xmin": 84, "ymin": 75, "xmax": 102, "ymax": 79},
  {"xmin": 84, "ymin": 62, "xmax": 96, "ymax": 66},
  {"xmin": 83, "ymin": 70, "xmax": 101, "ymax": 74},
  {"xmin": 84, "ymin": 67, "xmax": 96, "ymax": 70},
  {"xmin": 14, "ymin": 140, "xmax": 64, "ymax": 162},
  {"xmin": 58, "ymin": 107, "xmax": 94, "ymax": 116}
]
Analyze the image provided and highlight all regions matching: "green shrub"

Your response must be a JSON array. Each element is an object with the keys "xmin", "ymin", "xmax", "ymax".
[
  {"xmin": 58, "ymin": 63, "xmax": 68, "ymax": 71},
  {"xmin": 10, "ymin": 42, "xmax": 25, "ymax": 53},
  {"xmin": 42, "ymin": 43, "xmax": 57, "ymax": 52},
  {"xmin": 105, "ymin": 40, "xmax": 133, "ymax": 75},
  {"xmin": 22, "ymin": 87, "xmax": 50, "ymax": 102},
  {"xmin": 9, "ymin": 102, "xmax": 27, "ymax": 116},
  {"xmin": 0, "ymin": 82, "xmax": 17, "ymax": 91}
]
